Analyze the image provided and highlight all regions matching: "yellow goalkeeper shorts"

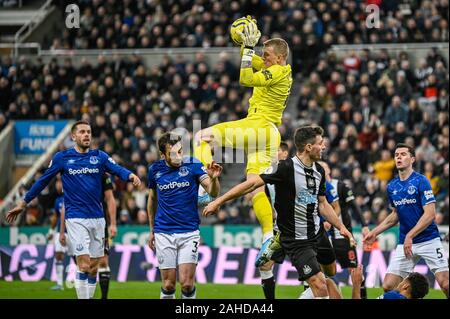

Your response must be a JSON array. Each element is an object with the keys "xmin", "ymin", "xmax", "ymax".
[{"xmin": 211, "ymin": 116, "xmax": 281, "ymax": 175}]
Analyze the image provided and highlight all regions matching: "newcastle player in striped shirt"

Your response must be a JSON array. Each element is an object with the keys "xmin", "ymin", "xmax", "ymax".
[{"xmin": 204, "ymin": 125, "xmax": 355, "ymax": 298}]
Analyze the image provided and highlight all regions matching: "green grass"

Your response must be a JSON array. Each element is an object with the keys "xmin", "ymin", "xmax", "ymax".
[{"xmin": 0, "ymin": 281, "xmax": 446, "ymax": 299}]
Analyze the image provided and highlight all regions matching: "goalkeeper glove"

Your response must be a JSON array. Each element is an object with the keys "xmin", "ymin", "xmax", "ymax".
[{"xmin": 237, "ymin": 21, "xmax": 261, "ymax": 49}]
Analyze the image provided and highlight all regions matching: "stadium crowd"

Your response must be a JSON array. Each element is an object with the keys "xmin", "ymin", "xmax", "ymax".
[
  {"xmin": 50, "ymin": 0, "xmax": 449, "ymax": 74},
  {"xmin": 0, "ymin": 0, "xmax": 448, "ymax": 229}
]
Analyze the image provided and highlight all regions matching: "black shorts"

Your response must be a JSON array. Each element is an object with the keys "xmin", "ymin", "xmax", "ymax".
[
  {"xmin": 279, "ymin": 236, "xmax": 322, "ymax": 281},
  {"xmin": 331, "ymin": 238, "xmax": 357, "ymax": 268},
  {"xmin": 315, "ymin": 230, "xmax": 336, "ymax": 266},
  {"xmin": 104, "ymin": 218, "xmax": 110, "ymax": 255}
]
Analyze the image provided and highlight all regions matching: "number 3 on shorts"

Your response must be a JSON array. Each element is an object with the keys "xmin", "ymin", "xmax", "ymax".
[{"xmin": 192, "ymin": 241, "xmax": 199, "ymax": 253}]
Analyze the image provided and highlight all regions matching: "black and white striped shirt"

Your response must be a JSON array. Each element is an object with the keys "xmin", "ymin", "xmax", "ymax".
[{"xmin": 260, "ymin": 156, "xmax": 326, "ymax": 241}]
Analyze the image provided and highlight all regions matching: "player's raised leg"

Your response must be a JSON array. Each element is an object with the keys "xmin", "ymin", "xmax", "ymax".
[{"xmin": 193, "ymin": 127, "xmax": 215, "ymax": 167}]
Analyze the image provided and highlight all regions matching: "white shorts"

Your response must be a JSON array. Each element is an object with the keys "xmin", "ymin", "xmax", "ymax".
[
  {"xmin": 387, "ymin": 237, "xmax": 449, "ymax": 278},
  {"xmin": 155, "ymin": 230, "xmax": 200, "ymax": 269},
  {"xmin": 54, "ymin": 232, "xmax": 74, "ymax": 256},
  {"xmin": 66, "ymin": 218, "xmax": 105, "ymax": 258}
]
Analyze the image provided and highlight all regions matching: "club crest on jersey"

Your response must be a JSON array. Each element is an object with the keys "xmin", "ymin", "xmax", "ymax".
[
  {"xmin": 303, "ymin": 264, "xmax": 312, "ymax": 275},
  {"xmin": 179, "ymin": 166, "xmax": 189, "ymax": 177},
  {"xmin": 307, "ymin": 179, "xmax": 315, "ymax": 188},
  {"xmin": 407, "ymin": 186, "xmax": 416, "ymax": 195},
  {"xmin": 89, "ymin": 156, "xmax": 99, "ymax": 165}
]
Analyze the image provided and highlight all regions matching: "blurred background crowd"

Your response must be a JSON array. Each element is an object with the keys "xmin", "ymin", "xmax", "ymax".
[{"xmin": 0, "ymin": 0, "xmax": 448, "ymax": 228}]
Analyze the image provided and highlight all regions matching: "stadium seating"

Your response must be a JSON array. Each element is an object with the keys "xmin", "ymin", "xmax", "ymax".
[{"xmin": 0, "ymin": 0, "xmax": 448, "ymax": 227}]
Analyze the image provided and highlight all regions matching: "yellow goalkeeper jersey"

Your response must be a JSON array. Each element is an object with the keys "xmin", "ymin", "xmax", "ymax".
[{"xmin": 240, "ymin": 54, "xmax": 293, "ymax": 126}]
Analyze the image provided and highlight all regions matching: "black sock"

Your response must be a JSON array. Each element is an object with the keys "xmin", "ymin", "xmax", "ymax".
[
  {"xmin": 99, "ymin": 271, "xmax": 111, "ymax": 300},
  {"xmin": 360, "ymin": 278, "xmax": 367, "ymax": 299},
  {"xmin": 261, "ymin": 276, "xmax": 276, "ymax": 299}
]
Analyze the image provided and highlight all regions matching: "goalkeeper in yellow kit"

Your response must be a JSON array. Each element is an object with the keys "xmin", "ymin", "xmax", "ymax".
[{"xmin": 194, "ymin": 19, "xmax": 293, "ymax": 267}]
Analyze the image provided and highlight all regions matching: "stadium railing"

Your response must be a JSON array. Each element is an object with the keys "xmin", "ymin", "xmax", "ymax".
[
  {"xmin": 0, "ymin": 123, "xmax": 14, "ymax": 199},
  {"xmin": 13, "ymin": 0, "xmax": 53, "ymax": 52},
  {"xmin": 331, "ymin": 42, "xmax": 449, "ymax": 65},
  {"xmin": 0, "ymin": 120, "xmax": 74, "ymax": 226}
]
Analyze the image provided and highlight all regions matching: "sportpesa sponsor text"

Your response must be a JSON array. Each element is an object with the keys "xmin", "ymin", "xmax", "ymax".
[
  {"xmin": 393, "ymin": 198, "xmax": 417, "ymax": 206},
  {"xmin": 158, "ymin": 181, "xmax": 191, "ymax": 190},
  {"xmin": 68, "ymin": 167, "xmax": 100, "ymax": 175}
]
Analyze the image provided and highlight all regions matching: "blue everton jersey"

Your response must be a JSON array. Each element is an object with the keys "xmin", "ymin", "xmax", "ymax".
[
  {"xmin": 24, "ymin": 148, "xmax": 131, "ymax": 219},
  {"xmin": 319, "ymin": 181, "xmax": 339, "ymax": 224},
  {"xmin": 387, "ymin": 171, "xmax": 439, "ymax": 244},
  {"xmin": 378, "ymin": 291, "xmax": 407, "ymax": 299},
  {"xmin": 54, "ymin": 195, "xmax": 65, "ymax": 233},
  {"xmin": 148, "ymin": 157, "xmax": 208, "ymax": 234},
  {"xmin": 325, "ymin": 181, "xmax": 339, "ymax": 204}
]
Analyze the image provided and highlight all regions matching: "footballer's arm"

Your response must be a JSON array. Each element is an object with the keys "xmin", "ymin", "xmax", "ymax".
[
  {"xmin": 104, "ymin": 189, "xmax": 117, "ymax": 238},
  {"xmin": 203, "ymin": 176, "xmax": 265, "ymax": 216},
  {"xmin": 147, "ymin": 189, "xmax": 156, "ymax": 250},
  {"xmin": 240, "ymin": 65, "xmax": 275, "ymax": 87},
  {"xmin": 201, "ymin": 176, "xmax": 220, "ymax": 198},
  {"xmin": 319, "ymin": 196, "xmax": 354, "ymax": 244},
  {"xmin": 331, "ymin": 200, "xmax": 341, "ymax": 217},
  {"xmin": 59, "ymin": 205, "xmax": 67, "ymax": 246},
  {"xmin": 240, "ymin": 46, "xmax": 264, "ymax": 70},
  {"xmin": 369, "ymin": 209, "xmax": 399, "ymax": 237},
  {"xmin": 363, "ymin": 209, "xmax": 399, "ymax": 245},
  {"xmin": 147, "ymin": 189, "xmax": 156, "ymax": 231},
  {"xmin": 406, "ymin": 203, "xmax": 436, "ymax": 240}
]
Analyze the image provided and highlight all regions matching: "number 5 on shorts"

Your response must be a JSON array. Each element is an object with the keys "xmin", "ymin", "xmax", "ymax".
[{"xmin": 436, "ymin": 248, "xmax": 443, "ymax": 259}]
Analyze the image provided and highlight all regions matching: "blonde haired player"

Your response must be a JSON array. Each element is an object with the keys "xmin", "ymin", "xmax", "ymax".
[{"xmin": 194, "ymin": 18, "xmax": 293, "ymax": 266}]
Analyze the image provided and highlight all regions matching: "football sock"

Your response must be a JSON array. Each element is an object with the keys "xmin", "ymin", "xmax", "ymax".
[
  {"xmin": 299, "ymin": 287, "xmax": 315, "ymax": 299},
  {"xmin": 88, "ymin": 275, "xmax": 97, "ymax": 299},
  {"xmin": 160, "ymin": 287, "xmax": 176, "ymax": 299},
  {"xmin": 75, "ymin": 271, "xmax": 89, "ymax": 299},
  {"xmin": 56, "ymin": 260, "xmax": 64, "ymax": 287},
  {"xmin": 260, "ymin": 270, "xmax": 275, "ymax": 299},
  {"xmin": 252, "ymin": 192, "xmax": 273, "ymax": 237},
  {"xmin": 194, "ymin": 140, "xmax": 213, "ymax": 166},
  {"xmin": 360, "ymin": 278, "xmax": 367, "ymax": 299},
  {"xmin": 99, "ymin": 267, "xmax": 111, "ymax": 300},
  {"xmin": 181, "ymin": 286, "xmax": 197, "ymax": 299}
]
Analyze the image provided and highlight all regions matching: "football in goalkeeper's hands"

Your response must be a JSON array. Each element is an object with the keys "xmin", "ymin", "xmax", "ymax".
[{"xmin": 230, "ymin": 16, "xmax": 256, "ymax": 46}]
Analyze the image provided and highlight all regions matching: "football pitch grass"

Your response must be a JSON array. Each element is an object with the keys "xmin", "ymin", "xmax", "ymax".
[{"xmin": 0, "ymin": 281, "xmax": 446, "ymax": 299}]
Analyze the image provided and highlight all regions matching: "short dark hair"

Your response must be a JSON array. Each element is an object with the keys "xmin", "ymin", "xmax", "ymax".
[
  {"xmin": 279, "ymin": 141, "xmax": 289, "ymax": 152},
  {"xmin": 406, "ymin": 272, "xmax": 429, "ymax": 299},
  {"xmin": 71, "ymin": 120, "xmax": 90, "ymax": 134},
  {"xmin": 158, "ymin": 132, "xmax": 182, "ymax": 154},
  {"xmin": 395, "ymin": 143, "xmax": 415, "ymax": 157},
  {"xmin": 294, "ymin": 125, "xmax": 324, "ymax": 152}
]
